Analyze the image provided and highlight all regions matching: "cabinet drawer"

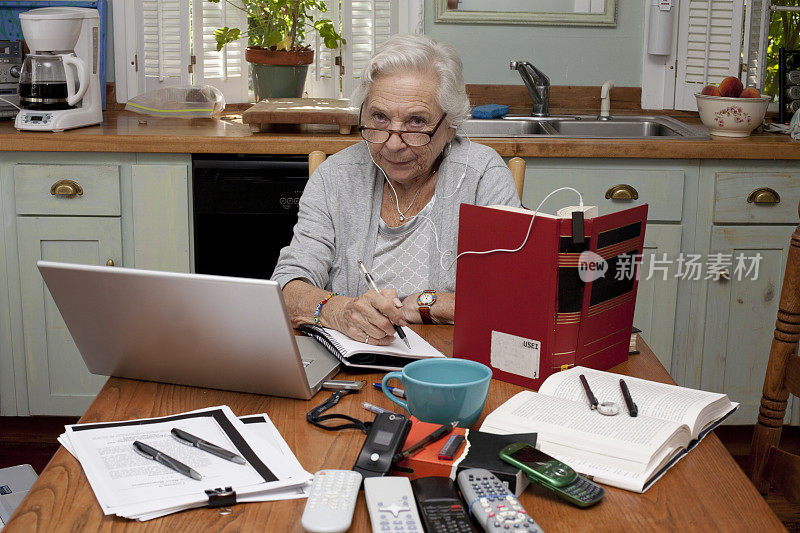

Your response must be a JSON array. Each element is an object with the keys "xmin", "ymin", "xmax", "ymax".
[
  {"xmin": 14, "ymin": 164, "xmax": 121, "ymax": 216},
  {"xmin": 714, "ymin": 172, "xmax": 800, "ymax": 224},
  {"xmin": 523, "ymin": 168, "xmax": 684, "ymax": 222}
]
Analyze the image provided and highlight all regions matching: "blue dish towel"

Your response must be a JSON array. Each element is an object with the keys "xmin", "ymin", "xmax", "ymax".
[{"xmin": 472, "ymin": 104, "xmax": 509, "ymax": 119}]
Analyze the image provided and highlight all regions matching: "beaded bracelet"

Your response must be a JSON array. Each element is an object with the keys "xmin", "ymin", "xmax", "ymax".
[{"xmin": 314, "ymin": 292, "xmax": 342, "ymax": 325}]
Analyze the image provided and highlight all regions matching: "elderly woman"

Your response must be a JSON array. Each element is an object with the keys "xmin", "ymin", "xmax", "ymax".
[{"xmin": 272, "ymin": 34, "xmax": 521, "ymax": 345}]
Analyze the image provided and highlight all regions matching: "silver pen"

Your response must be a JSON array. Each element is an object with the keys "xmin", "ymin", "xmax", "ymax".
[
  {"xmin": 362, "ymin": 401, "xmax": 398, "ymax": 415},
  {"xmin": 171, "ymin": 428, "xmax": 247, "ymax": 465},
  {"xmin": 133, "ymin": 440, "xmax": 202, "ymax": 480},
  {"xmin": 357, "ymin": 260, "xmax": 411, "ymax": 349}
]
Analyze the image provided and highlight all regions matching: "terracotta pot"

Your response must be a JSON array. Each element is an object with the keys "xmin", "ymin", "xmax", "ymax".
[{"xmin": 245, "ymin": 47, "xmax": 314, "ymax": 66}]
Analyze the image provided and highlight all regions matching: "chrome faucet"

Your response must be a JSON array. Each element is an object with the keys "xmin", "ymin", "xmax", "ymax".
[{"xmin": 510, "ymin": 61, "xmax": 550, "ymax": 117}]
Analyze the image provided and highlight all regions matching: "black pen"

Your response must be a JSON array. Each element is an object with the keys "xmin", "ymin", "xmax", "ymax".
[
  {"xmin": 132, "ymin": 440, "xmax": 202, "ymax": 480},
  {"xmin": 579, "ymin": 374, "xmax": 599, "ymax": 410},
  {"xmin": 392, "ymin": 421, "xmax": 458, "ymax": 463},
  {"xmin": 357, "ymin": 260, "xmax": 411, "ymax": 349},
  {"xmin": 171, "ymin": 428, "xmax": 247, "ymax": 464},
  {"xmin": 619, "ymin": 379, "xmax": 638, "ymax": 417}
]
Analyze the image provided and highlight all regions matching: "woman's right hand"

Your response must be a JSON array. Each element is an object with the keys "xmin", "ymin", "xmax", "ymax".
[{"xmin": 325, "ymin": 289, "xmax": 407, "ymax": 345}]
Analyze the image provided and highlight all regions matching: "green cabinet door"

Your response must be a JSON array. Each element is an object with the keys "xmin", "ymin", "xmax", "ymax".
[
  {"xmin": 700, "ymin": 225, "xmax": 796, "ymax": 425},
  {"xmin": 130, "ymin": 163, "xmax": 191, "ymax": 272},
  {"xmin": 634, "ymin": 224, "xmax": 682, "ymax": 372},
  {"xmin": 17, "ymin": 216, "xmax": 122, "ymax": 415}
]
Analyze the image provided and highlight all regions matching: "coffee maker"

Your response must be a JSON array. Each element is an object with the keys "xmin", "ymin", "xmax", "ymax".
[{"xmin": 14, "ymin": 7, "xmax": 102, "ymax": 132}]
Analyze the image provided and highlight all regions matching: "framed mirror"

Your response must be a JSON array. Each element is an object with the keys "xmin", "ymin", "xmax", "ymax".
[{"xmin": 434, "ymin": 0, "xmax": 617, "ymax": 27}]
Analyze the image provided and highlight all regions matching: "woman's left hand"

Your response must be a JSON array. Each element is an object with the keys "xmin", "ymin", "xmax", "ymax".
[{"xmin": 399, "ymin": 293, "xmax": 424, "ymax": 324}]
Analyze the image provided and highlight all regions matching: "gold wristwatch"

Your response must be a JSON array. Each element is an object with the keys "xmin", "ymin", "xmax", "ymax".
[{"xmin": 417, "ymin": 289, "xmax": 437, "ymax": 325}]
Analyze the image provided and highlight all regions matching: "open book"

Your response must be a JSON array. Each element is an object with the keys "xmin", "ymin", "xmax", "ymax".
[
  {"xmin": 480, "ymin": 366, "xmax": 738, "ymax": 493},
  {"xmin": 299, "ymin": 324, "xmax": 445, "ymax": 371}
]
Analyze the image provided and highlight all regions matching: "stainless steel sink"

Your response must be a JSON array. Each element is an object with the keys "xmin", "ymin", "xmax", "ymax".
[
  {"xmin": 459, "ymin": 115, "xmax": 708, "ymax": 139},
  {"xmin": 459, "ymin": 118, "xmax": 552, "ymax": 135}
]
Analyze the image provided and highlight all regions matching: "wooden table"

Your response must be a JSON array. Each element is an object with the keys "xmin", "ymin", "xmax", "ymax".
[{"xmin": 5, "ymin": 327, "xmax": 785, "ymax": 532}]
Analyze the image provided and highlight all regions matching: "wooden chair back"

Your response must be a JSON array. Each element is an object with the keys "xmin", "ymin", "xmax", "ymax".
[
  {"xmin": 309, "ymin": 150, "xmax": 326, "ymax": 177},
  {"xmin": 508, "ymin": 157, "xmax": 526, "ymax": 200},
  {"xmin": 748, "ymin": 200, "xmax": 800, "ymax": 502}
]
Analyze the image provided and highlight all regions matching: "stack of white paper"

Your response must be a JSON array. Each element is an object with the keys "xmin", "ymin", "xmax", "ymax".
[{"xmin": 58, "ymin": 406, "xmax": 311, "ymax": 521}]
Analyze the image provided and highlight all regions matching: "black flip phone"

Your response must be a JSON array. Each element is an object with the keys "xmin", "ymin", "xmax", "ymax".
[{"xmin": 353, "ymin": 412, "xmax": 411, "ymax": 478}]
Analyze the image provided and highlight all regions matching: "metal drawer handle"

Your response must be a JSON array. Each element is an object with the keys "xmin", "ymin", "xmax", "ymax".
[
  {"xmin": 106, "ymin": 259, "xmax": 114, "ymax": 267},
  {"xmin": 50, "ymin": 179, "xmax": 83, "ymax": 198},
  {"xmin": 747, "ymin": 187, "xmax": 780, "ymax": 205},
  {"xmin": 605, "ymin": 184, "xmax": 639, "ymax": 201}
]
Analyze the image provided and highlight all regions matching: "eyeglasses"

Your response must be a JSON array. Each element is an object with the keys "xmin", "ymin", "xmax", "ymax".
[{"xmin": 359, "ymin": 113, "xmax": 448, "ymax": 147}]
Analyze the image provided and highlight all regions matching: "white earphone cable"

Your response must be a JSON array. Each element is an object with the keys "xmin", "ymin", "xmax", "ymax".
[
  {"xmin": 364, "ymin": 133, "xmax": 583, "ymax": 271},
  {"xmin": 441, "ymin": 186, "xmax": 584, "ymax": 270}
]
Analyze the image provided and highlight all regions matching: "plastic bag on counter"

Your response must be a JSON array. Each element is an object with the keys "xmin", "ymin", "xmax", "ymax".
[{"xmin": 125, "ymin": 85, "xmax": 225, "ymax": 118}]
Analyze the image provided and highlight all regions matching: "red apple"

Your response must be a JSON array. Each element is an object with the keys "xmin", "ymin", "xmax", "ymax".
[
  {"xmin": 719, "ymin": 76, "xmax": 744, "ymax": 97},
  {"xmin": 701, "ymin": 84, "xmax": 721, "ymax": 96},
  {"xmin": 740, "ymin": 87, "xmax": 761, "ymax": 98}
]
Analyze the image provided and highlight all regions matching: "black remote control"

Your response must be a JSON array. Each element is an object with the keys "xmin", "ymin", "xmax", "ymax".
[{"xmin": 411, "ymin": 476, "xmax": 475, "ymax": 533}]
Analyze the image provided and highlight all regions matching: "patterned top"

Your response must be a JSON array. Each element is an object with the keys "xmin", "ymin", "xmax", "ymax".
[{"xmin": 372, "ymin": 197, "xmax": 436, "ymax": 299}]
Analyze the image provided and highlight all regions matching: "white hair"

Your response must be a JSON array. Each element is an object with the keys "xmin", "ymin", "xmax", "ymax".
[{"xmin": 350, "ymin": 34, "xmax": 471, "ymax": 129}]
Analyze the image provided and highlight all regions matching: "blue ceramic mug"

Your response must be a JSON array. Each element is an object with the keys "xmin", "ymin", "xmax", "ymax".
[{"xmin": 381, "ymin": 358, "xmax": 492, "ymax": 428}]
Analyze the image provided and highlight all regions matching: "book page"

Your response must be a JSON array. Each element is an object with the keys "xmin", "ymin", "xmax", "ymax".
[
  {"xmin": 480, "ymin": 391, "xmax": 688, "ymax": 469},
  {"xmin": 317, "ymin": 326, "xmax": 444, "ymax": 359},
  {"xmin": 539, "ymin": 366, "xmax": 730, "ymax": 436},
  {"xmin": 540, "ymin": 445, "xmax": 687, "ymax": 493}
]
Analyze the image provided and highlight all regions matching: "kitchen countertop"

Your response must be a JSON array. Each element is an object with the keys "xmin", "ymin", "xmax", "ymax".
[{"xmin": 0, "ymin": 110, "xmax": 799, "ymax": 159}]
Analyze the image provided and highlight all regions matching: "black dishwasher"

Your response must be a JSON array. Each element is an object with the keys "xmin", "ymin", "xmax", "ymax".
[{"xmin": 192, "ymin": 154, "xmax": 309, "ymax": 279}]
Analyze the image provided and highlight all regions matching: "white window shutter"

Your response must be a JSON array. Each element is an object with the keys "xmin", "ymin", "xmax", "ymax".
[
  {"xmin": 341, "ymin": 0, "xmax": 397, "ymax": 99},
  {"xmin": 306, "ymin": 3, "xmax": 339, "ymax": 98},
  {"xmin": 674, "ymin": 0, "xmax": 745, "ymax": 111},
  {"xmin": 138, "ymin": 0, "xmax": 192, "ymax": 93},
  {"xmin": 742, "ymin": 0, "xmax": 771, "ymax": 90},
  {"xmin": 191, "ymin": 0, "xmax": 249, "ymax": 103}
]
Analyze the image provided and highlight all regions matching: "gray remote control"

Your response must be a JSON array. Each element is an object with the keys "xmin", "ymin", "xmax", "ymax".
[
  {"xmin": 364, "ymin": 476, "xmax": 424, "ymax": 532},
  {"xmin": 301, "ymin": 469, "xmax": 362, "ymax": 533},
  {"xmin": 456, "ymin": 468, "xmax": 544, "ymax": 532}
]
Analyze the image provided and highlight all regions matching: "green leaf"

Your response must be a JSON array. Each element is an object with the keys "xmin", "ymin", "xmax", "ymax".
[
  {"xmin": 264, "ymin": 30, "xmax": 284, "ymax": 48},
  {"xmin": 213, "ymin": 26, "xmax": 241, "ymax": 51}
]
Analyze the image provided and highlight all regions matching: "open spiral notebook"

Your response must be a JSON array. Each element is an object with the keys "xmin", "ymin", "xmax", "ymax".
[{"xmin": 299, "ymin": 324, "xmax": 445, "ymax": 370}]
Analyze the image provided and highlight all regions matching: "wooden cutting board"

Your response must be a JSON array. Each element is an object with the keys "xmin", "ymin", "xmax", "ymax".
[{"xmin": 242, "ymin": 98, "xmax": 359, "ymax": 134}]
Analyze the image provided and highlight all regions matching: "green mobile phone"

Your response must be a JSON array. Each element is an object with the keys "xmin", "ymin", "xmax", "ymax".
[{"xmin": 499, "ymin": 442, "xmax": 605, "ymax": 507}]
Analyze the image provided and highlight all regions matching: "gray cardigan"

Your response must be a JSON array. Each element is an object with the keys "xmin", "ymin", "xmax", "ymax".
[{"xmin": 271, "ymin": 138, "xmax": 521, "ymax": 296}]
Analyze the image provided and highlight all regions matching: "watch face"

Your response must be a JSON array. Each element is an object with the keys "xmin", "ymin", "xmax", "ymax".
[{"xmin": 418, "ymin": 292, "xmax": 435, "ymax": 306}]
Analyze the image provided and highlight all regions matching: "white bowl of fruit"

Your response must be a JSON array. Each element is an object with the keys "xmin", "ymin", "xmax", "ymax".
[{"xmin": 695, "ymin": 77, "xmax": 771, "ymax": 137}]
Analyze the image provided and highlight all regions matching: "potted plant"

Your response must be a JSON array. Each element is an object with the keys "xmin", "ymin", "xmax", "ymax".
[{"xmin": 210, "ymin": 0, "xmax": 344, "ymax": 101}]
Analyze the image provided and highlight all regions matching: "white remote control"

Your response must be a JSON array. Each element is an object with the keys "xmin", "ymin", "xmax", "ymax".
[
  {"xmin": 301, "ymin": 469, "xmax": 363, "ymax": 533},
  {"xmin": 456, "ymin": 468, "xmax": 544, "ymax": 532},
  {"xmin": 364, "ymin": 476, "xmax": 425, "ymax": 532}
]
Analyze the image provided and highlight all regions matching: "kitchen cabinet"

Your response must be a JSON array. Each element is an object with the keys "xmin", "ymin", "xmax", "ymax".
[
  {"xmin": 0, "ymin": 153, "xmax": 191, "ymax": 416},
  {"xmin": 700, "ymin": 225, "xmax": 796, "ymax": 424},
  {"xmin": 520, "ymin": 158, "xmax": 699, "ymax": 373},
  {"xmin": 679, "ymin": 161, "xmax": 800, "ymax": 425},
  {"xmin": 17, "ymin": 216, "xmax": 121, "ymax": 415}
]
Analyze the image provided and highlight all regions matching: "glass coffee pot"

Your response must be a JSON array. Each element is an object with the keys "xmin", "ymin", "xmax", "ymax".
[{"xmin": 18, "ymin": 53, "xmax": 89, "ymax": 110}]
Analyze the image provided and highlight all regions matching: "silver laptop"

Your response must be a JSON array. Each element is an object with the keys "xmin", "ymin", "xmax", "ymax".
[{"xmin": 37, "ymin": 261, "xmax": 341, "ymax": 400}]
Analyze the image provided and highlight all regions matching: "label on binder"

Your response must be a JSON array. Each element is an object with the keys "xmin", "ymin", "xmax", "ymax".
[{"xmin": 490, "ymin": 331, "xmax": 540, "ymax": 379}]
